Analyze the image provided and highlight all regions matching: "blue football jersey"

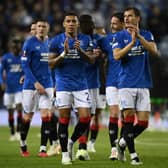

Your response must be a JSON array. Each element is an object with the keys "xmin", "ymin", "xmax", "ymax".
[
  {"xmin": 85, "ymin": 33, "xmax": 102, "ymax": 89},
  {"xmin": 21, "ymin": 36, "xmax": 53, "ymax": 89},
  {"xmin": 1, "ymin": 52, "xmax": 24, "ymax": 93},
  {"xmin": 51, "ymin": 69, "xmax": 56, "ymax": 87},
  {"xmin": 0, "ymin": 63, "xmax": 3, "ymax": 85},
  {"xmin": 101, "ymin": 33, "xmax": 121, "ymax": 88},
  {"xmin": 49, "ymin": 32, "xmax": 90, "ymax": 91},
  {"xmin": 112, "ymin": 29, "xmax": 153, "ymax": 88}
]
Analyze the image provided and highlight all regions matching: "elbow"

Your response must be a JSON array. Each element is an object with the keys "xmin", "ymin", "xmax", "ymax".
[
  {"xmin": 49, "ymin": 65, "xmax": 55, "ymax": 70},
  {"xmin": 113, "ymin": 54, "xmax": 120, "ymax": 60},
  {"xmin": 154, "ymin": 50, "xmax": 160, "ymax": 57},
  {"xmin": 150, "ymin": 50, "xmax": 160, "ymax": 57},
  {"xmin": 49, "ymin": 62, "xmax": 55, "ymax": 69},
  {"xmin": 114, "ymin": 57, "xmax": 120, "ymax": 61}
]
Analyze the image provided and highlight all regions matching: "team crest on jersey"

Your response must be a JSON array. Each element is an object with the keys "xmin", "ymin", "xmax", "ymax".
[
  {"xmin": 124, "ymin": 39, "xmax": 128, "ymax": 43},
  {"xmin": 36, "ymin": 46, "xmax": 40, "ymax": 50}
]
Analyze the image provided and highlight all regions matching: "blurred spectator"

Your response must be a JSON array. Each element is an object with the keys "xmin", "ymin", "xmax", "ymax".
[
  {"xmin": 0, "ymin": 0, "xmax": 168, "ymax": 106},
  {"xmin": 0, "ymin": 0, "xmax": 167, "ymax": 56},
  {"xmin": 147, "ymin": 4, "xmax": 168, "ymax": 42}
]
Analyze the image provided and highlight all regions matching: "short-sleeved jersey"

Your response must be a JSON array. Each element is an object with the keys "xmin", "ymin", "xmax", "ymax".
[
  {"xmin": 85, "ymin": 33, "xmax": 102, "ymax": 89},
  {"xmin": 112, "ymin": 29, "xmax": 153, "ymax": 88},
  {"xmin": 101, "ymin": 33, "xmax": 121, "ymax": 88},
  {"xmin": 49, "ymin": 32, "xmax": 90, "ymax": 91},
  {"xmin": 51, "ymin": 69, "xmax": 56, "ymax": 87},
  {"xmin": 21, "ymin": 36, "xmax": 53, "ymax": 89},
  {"xmin": 0, "ymin": 63, "xmax": 3, "ymax": 85},
  {"xmin": 1, "ymin": 52, "xmax": 24, "ymax": 93}
]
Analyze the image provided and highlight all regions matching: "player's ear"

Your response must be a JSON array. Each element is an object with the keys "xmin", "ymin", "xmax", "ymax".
[
  {"xmin": 77, "ymin": 22, "xmax": 80, "ymax": 28},
  {"xmin": 138, "ymin": 16, "xmax": 141, "ymax": 23},
  {"xmin": 63, "ymin": 21, "xmax": 65, "ymax": 28}
]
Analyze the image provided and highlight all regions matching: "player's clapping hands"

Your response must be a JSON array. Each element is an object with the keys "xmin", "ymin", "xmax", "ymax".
[
  {"xmin": 73, "ymin": 40, "xmax": 81, "ymax": 51},
  {"xmin": 64, "ymin": 38, "xmax": 69, "ymax": 54}
]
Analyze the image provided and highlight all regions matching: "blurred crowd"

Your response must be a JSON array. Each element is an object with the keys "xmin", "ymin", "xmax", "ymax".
[{"xmin": 0, "ymin": 0, "xmax": 168, "ymax": 56}]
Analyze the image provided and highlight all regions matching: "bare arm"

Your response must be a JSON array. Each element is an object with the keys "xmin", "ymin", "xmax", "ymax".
[
  {"xmin": 48, "ymin": 38, "xmax": 69, "ymax": 69},
  {"xmin": 113, "ymin": 42, "xmax": 135, "ymax": 60},
  {"xmin": 137, "ymin": 34, "xmax": 159, "ymax": 56},
  {"xmin": 113, "ymin": 30, "xmax": 136, "ymax": 60},
  {"xmin": 113, "ymin": 26, "xmax": 159, "ymax": 60},
  {"xmin": 34, "ymin": 81, "xmax": 46, "ymax": 94},
  {"xmin": 48, "ymin": 53, "xmax": 65, "ymax": 69},
  {"xmin": 74, "ymin": 40, "xmax": 96, "ymax": 64},
  {"xmin": 131, "ymin": 25, "xmax": 159, "ymax": 56}
]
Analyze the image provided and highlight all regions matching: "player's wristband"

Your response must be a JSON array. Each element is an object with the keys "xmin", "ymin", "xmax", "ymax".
[{"xmin": 60, "ymin": 51, "xmax": 65, "ymax": 58}]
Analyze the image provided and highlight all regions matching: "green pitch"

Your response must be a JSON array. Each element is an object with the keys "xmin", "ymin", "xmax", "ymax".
[{"xmin": 0, "ymin": 126, "xmax": 167, "ymax": 168}]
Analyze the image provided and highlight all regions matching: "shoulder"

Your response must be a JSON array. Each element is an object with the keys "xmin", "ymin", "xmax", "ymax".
[
  {"xmin": 140, "ymin": 29, "xmax": 155, "ymax": 41},
  {"xmin": 113, "ymin": 30, "xmax": 129, "ymax": 42},
  {"xmin": 27, "ymin": 36, "xmax": 36, "ymax": 43},
  {"xmin": 50, "ymin": 33, "xmax": 65, "ymax": 43},
  {"xmin": 93, "ymin": 33, "xmax": 105, "ymax": 43},
  {"xmin": 105, "ymin": 33, "xmax": 114, "ymax": 40},
  {"xmin": 140, "ymin": 29, "xmax": 151, "ymax": 34},
  {"xmin": 2, "ymin": 53, "xmax": 8, "ymax": 58},
  {"xmin": 93, "ymin": 33, "xmax": 102, "ymax": 39},
  {"xmin": 115, "ymin": 30, "xmax": 127, "ymax": 37},
  {"xmin": 23, "ymin": 36, "xmax": 36, "ymax": 48},
  {"xmin": 2, "ymin": 52, "xmax": 10, "ymax": 59},
  {"xmin": 78, "ymin": 33, "xmax": 90, "ymax": 40},
  {"xmin": 78, "ymin": 33, "xmax": 90, "ymax": 46}
]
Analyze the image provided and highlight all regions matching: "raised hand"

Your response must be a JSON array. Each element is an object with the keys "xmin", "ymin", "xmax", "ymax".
[
  {"xmin": 73, "ymin": 40, "xmax": 81, "ymax": 51},
  {"xmin": 34, "ymin": 82, "xmax": 46, "ymax": 95},
  {"xmin": 64, "ymin": 37, "xmax": 69, "ymax": 54},
  {"xmin": 126, "ymin": 24, "xmax": 137, "ymax": 44},
  {"xmin": 93, "ymin": 48, "xmax": 102, "ymax": 59}
]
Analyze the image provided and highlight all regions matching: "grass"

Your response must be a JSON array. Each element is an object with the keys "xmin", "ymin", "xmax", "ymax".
[{"xmin": 0, "ymin": 126, "xmax": 167, "ymax": 168}]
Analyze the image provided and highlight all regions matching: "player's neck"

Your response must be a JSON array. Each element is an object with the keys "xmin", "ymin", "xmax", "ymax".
[
  {"xmin": 65, "ymin": 32, "xmax": 77, "ymax": 39},
  {"xmin": 36, "ymin": 35, "xmax": 45, "ymax": 41}
]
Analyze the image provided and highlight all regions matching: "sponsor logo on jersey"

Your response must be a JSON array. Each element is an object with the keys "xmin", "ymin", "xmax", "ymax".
[
  {"xmin": 10, "ymin": 64, "xmax": 22, "ymax": 72},
  {"xmin": 128, "ymin": 45, "xmax": 145, "ymax": 56},
  {"xmin": 65, "ymin": 49, "xmax": 80, "ymax": 59},
  {"xmin": 124, "ymin": 39, "xmax": 128, "ymax": 43},
  {"xmin": 40, "ymin": 53, "xmax": 48, "ymax": 62}
]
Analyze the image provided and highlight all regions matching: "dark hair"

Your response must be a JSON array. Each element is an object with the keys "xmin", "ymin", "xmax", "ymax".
[
  {"xmin": 63, "ymin": 11, "xmax": 79, "ymax": 19},
  {"xmin": 79, "ymin": 14, "xmax": 95, "ymax": 34},
  {"xmin": 79, "ymin": 14, "xmax": 93, "ymax": 23},
  {"xmin": 112, "ymin": 12, "xmax": 124, "ymax": 22},
  {"xmin": 8, "ymin": 36, "xmax": 22, "ymax": 50},
  {"xmin": 124, "ymin": 7, "xmax": 141, "ymax": 17},
  {"xmin": 11, "ymin": 36, "xmax": 22, "ymax": 44},
  {"xmin": 31, "ymin": 21, "xmax": 37, "ymax": 25},
  {"xmin": 34, "ymin": 18, "xmax": 48, "ymax": 23}
]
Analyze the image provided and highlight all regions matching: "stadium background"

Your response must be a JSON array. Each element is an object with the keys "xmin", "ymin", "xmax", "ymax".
[{"xmin": 0, "ymin": 0, "xmax": 168, "ymax": 129}]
